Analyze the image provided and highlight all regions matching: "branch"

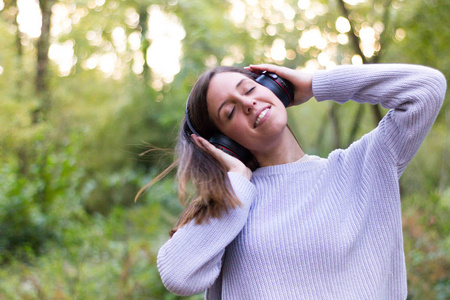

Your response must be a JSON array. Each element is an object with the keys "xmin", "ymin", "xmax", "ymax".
[
  {"xmin": 337, "ymin": 0, "xmax": 368, "ymax": 64},
  {"xmin": 337, "ymin": 0, "xmax": 384, "ymax": 127},
  {"xmin": 372, "ymin": 0, "xmax": 393, "ymax": 63}
]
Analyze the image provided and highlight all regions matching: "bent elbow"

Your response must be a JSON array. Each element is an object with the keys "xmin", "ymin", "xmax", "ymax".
[
  {"xmin": 435, "ymin": 70, "xmax": 447, "ymax": 101},
  {"xmin": 159, "ymin": 272, "xmax": 199, "ymax": 296},
  {"xmin": 421, "ymin": 67, "xmax": 447, "ymax": 105},
  {"xmin": 157, "ymin": 249, "xmax": 219, "ymax": 296}
]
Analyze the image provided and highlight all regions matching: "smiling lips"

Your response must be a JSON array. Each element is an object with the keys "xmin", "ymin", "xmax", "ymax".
[{"xmin": 254, "ymin": 107, "xmax": 270, "ymax": 128}]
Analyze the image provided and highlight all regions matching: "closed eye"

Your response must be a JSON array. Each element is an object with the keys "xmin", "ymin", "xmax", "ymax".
[
  {"xmin": 245, "ymin": 86, "xmax": 255, "ymax": 95},
  {"xmin": 228, "ymin": 107, "xmax": 235, "ymax": 119}
]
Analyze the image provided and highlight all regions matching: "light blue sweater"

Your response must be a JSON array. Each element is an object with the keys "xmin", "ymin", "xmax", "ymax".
[{"xmin": 157, "ymin": 64, "xmax": 446, "ymax": 299}]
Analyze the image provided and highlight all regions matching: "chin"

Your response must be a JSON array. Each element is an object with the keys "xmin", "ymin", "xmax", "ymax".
[{"xmin": 232, "ymin": 119, "xmax": 288, "ymax": 150}]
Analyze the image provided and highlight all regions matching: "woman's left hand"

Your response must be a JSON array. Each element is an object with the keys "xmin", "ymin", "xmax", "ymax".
[
  {"xmin": 191, "ymin": 134, "xmax": 253, "ymax": 181},
  {"xmin": 245, "ymin": 64, "xmax": 314, "ymax": 107}
]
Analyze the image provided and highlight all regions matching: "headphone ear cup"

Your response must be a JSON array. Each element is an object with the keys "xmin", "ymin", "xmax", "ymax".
[
  {"xmin": 209, "ymin": 133, "xmax": 250, "ymax": 163},
  {"xmin": 255, "ymin": 72, "xmax": 294, "ymax": 107}
]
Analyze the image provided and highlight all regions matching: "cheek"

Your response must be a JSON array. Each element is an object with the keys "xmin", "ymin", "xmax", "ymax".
[
  {"xmin": 219, "ymin": 120, "xmax": 250, "ymax": 145},
  {"xmin": 222, "ymin": 119, "xmax": 247, "ymax": 138}
]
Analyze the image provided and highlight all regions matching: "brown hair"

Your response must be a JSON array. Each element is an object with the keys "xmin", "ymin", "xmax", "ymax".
[{"xmin": 136, "ymin": 66, "xmax": 259, "ymax": 236}]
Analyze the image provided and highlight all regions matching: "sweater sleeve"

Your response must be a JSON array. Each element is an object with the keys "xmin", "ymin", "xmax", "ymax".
[
  {"xmin": 312, "ymin": 64, "xmax": 447, "ymax": 177},
  {"xmin": 157, "ymin": 172, "xmax": 256, "ymax": 296}
]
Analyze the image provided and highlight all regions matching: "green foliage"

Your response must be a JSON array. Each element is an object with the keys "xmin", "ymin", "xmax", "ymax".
[
  {"xmin": 0, "ymin": 162, "xmax": 54, "ymax": 262},
  {"xmin": 403, "ymin": 190, "xmax": 450, "ymax": 300},
  {"xmin": 0, "ymin": 180, "xmax": 201, "ymax": 299},
  {"xmin": 0, "ymin": 0, "xmax": 448, "ymax": 298},
  {"xmin": 0, "ymin": 133, "xmax": 87, "ymax": 262}
]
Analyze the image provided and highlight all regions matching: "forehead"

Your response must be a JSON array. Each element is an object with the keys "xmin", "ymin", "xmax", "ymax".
[{"xmin": 207, "ymin": 72, "xmax": 251, "ymax": 107}]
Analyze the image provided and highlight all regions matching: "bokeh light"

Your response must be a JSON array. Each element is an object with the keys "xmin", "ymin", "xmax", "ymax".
[
  {"xmin": 146, "ymin": 5, "xmax": 185, "ymax": 85},
  {"xmin": 17, "ymin": 0, "xmax": 42, "ymax": 38}
]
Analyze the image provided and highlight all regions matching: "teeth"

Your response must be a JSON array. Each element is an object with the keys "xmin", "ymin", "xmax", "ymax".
[{"xmin": 255, "ymin": 108, "xmax": 269, "ymax": 127}]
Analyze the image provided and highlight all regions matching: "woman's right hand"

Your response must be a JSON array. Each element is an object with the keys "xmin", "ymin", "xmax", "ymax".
[{"xmin": 191, "ymin": 134, "xmax": 252, "ymax": 181}]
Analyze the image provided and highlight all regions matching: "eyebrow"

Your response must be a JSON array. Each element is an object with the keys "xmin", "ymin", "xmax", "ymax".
[{"xmin": 217, "ymin": 78, "xmax": 247, "ymax": 121}]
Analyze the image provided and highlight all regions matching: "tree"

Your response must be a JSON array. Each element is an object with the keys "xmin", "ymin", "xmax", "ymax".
[{"xmin": 34, "ymin": 0, "xmax": 56, "ymax": 122}]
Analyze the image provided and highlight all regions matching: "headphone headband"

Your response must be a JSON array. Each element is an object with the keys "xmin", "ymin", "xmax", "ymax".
[{"xmin": 184, "ymin": 93, "xmax": 200, "ymax": 136}]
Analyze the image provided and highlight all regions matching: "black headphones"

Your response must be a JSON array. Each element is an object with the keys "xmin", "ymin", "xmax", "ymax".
[{"xmin": 185, "ymin": 70, "xmax": 294, "ymax": 163}]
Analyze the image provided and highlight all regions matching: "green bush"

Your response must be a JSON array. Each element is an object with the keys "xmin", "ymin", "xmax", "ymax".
[
  {"xmin": 0, "ymin": 135, "xmax": 86, "ymax": 262},
  {"xmin": 0, "ymin": 174, "xmax": 203, "ymax": 299}
]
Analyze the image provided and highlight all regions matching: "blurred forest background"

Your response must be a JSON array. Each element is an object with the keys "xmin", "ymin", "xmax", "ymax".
[{"xmin": 0, "ymin": 0, "xmax": 448, "ymax": 299}]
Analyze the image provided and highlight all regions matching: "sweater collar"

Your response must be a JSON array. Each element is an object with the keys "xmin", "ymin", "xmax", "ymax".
[{"xmin": 252, "ymin": 154, "xmax": 326, "ymax": 177}]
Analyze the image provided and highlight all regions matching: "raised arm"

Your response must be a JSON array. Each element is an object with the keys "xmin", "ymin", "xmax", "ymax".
[
  {"xmin": 312, "ymin": 64, "xmax": 446, "ymax": 176},
  {"xmin": 157, "ymin": 172, "xmax": 256, "ymax": 296}
]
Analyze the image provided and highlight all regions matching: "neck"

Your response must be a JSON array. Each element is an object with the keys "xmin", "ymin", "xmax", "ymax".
[{"xmin": 253, "ymin": 126, "xmax": 305, "ymax": 167}]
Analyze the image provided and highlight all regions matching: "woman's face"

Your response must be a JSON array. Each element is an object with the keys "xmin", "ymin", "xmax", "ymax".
[{"xmin": 206, "ymin": 72, "xmax": 288, "ymax": 153}]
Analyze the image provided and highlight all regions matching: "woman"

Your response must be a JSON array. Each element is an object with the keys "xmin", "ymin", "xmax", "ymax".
[{"xmin": 156, "ymin": 63, "xmax": 446, "ymax": 299}]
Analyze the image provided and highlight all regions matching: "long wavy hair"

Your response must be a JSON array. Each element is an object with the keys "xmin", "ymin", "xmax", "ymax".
[{"xmin": 136, "ymin": 66, "xmax": 259, "ymax": 236}]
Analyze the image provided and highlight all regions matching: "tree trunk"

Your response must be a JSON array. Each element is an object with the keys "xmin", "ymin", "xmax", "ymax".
[
  {"xmin": 3, "ymin": 1, "xmax": 23, "ymax": 77},
  {"xmin": 315, "ymin": 109, "xmax": 329, "ymax": 153},
  {"xmin": 138, "ymin": 6, "xmax": 151, "ymax": 83},
  {"xmin": 347, "ymin": 104, "xmax": 364, "ymax": 146},
  {"xmin": 33, "ymin": 0, "xmax": 55, "ymax": 211},
  {"xmin": 329, "ymin": 103, "xmax": 341, "ymax": 149},
  {"xmin": 34, "ymin": 0, "xmax": 55, "ymax": 122},
  {"xmin": 11, "ymin": 0, "xmax": 23, "ymax": 59}
]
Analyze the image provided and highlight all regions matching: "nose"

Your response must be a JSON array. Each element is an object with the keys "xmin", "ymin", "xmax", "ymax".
[{"xmin": 241, "ymin": 98, "xmax": 256, "ymax": 114}]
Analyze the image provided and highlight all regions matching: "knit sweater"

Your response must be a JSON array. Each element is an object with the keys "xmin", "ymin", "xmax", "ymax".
[{"xmin": 157, "ymin": 64, "xmax": 446, "ymax": 299}]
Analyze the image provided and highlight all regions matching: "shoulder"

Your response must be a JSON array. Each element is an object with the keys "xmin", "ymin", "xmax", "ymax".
[{"xmin": 326, "ymin": 128, "xmax": 397, "ymax": 175}]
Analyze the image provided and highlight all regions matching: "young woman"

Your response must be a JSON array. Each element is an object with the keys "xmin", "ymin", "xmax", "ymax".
[{"xmin": 156, "ymin": 63, "xmax": 446, "ymax": 299}]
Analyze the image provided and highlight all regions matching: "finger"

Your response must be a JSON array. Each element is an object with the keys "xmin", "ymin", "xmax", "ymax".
[
  {"xmin": 190, "ymin": 134, "xmax": 202, "ymax": 149},
  {"xmin": 245, "ymin": 64, "xmax": 284, "ymax": 74},
  {"xmin": 245, "ymin": 64, "xmax": 274, "ymax": 74},
  {"xmin": 192, "ymin": 134, "xmax": 251, "ymax": 178},
  {"xmin": 196, "ymin": 135, "xmax": 245, "ymax": 167},
  {"xmin": 193, "ymin": 134, "xmax": 225, "ymax": 159},
  {"xmin": 191, "ymin": 134, "xmax": 212, "ymax": 154},
  {"xmin": 246, "ymin": 64, "xmax": 294, "ymax": 81}
]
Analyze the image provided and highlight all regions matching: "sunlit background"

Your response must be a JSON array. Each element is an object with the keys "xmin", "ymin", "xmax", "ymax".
[
  {"xmin": 0, "ymin": 0, "xmax": 448, "ymax": 299},
  {"xmin": 5, "ymin": 0, "xmax": 186, "ymax": 85},
  {"xmin": 4, "ymin": 0, "xmax": 408, "ymax": 82}
]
